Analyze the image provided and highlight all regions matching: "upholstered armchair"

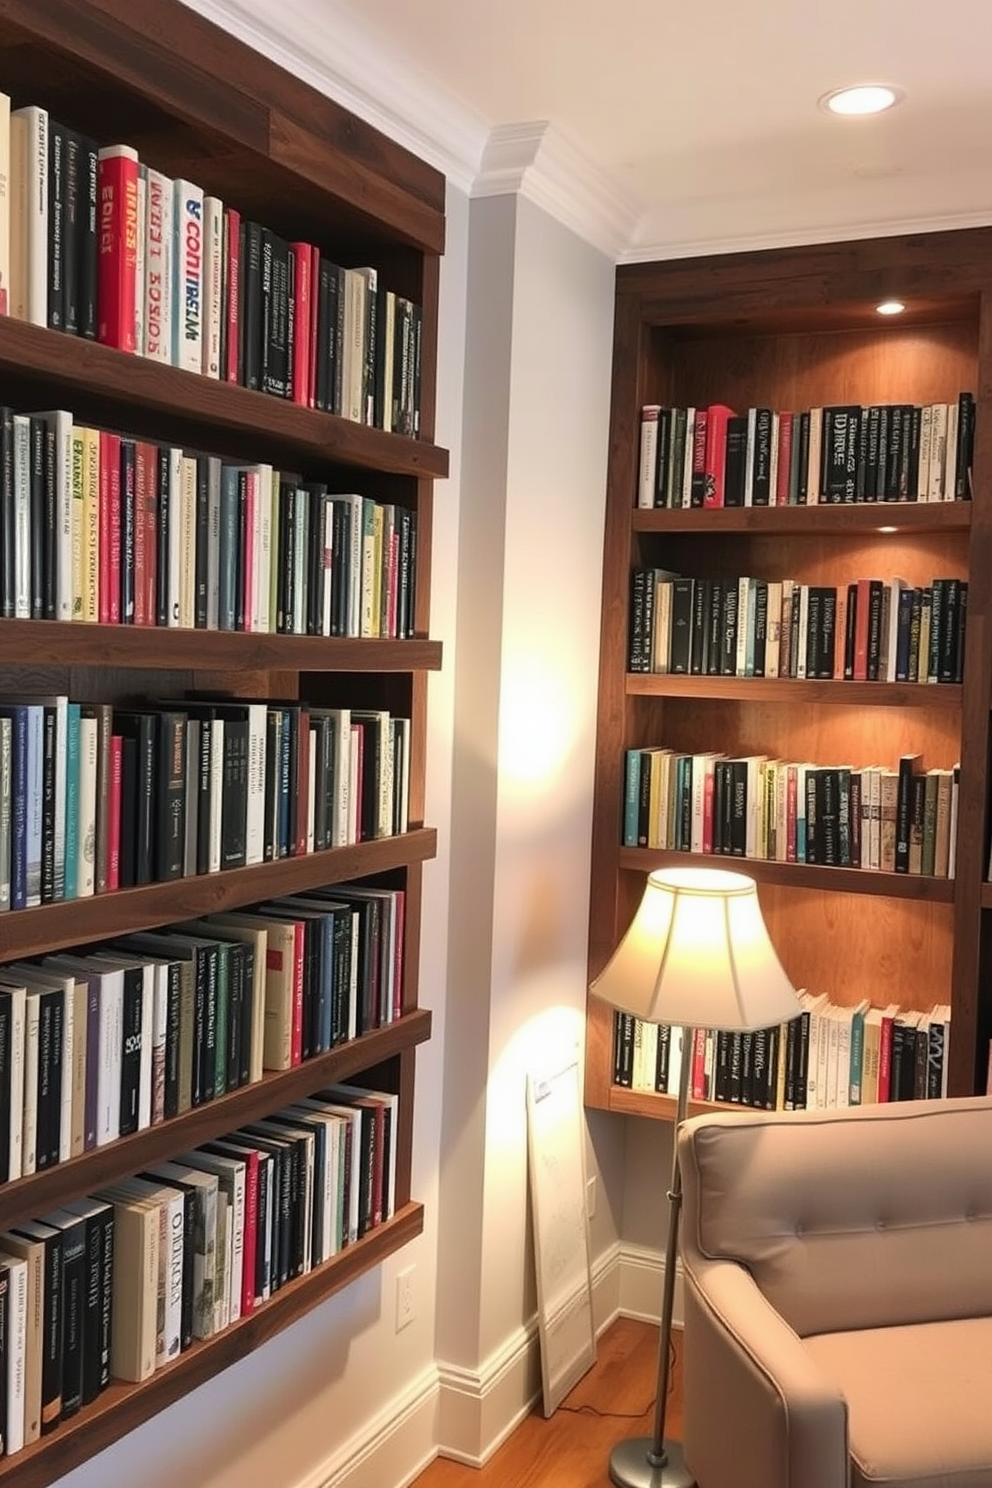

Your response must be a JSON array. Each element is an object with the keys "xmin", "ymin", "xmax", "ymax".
[{"xmin": 678, "ymin": 1097, "xmax": 992, "ymax": 1488}]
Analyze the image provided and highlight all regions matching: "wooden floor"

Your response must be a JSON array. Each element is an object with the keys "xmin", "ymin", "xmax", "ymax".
[{"xmin": 412, "ymin": 1318, "xmax": 682, "ymax": 1488}]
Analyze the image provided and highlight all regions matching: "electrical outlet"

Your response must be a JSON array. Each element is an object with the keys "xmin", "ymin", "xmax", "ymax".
[
  {"xmin": 586, "ymin": 1175, "xmax": 597, "ymax": 1220},
  {"xmin": 396, "ymin": 1266, "xmax": 415, "ymax": 1332}
]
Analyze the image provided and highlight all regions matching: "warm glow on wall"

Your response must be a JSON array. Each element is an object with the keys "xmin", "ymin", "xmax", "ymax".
[{"xmin": 499, "ymin": 653, "xmax": 581, "ymax": 793}]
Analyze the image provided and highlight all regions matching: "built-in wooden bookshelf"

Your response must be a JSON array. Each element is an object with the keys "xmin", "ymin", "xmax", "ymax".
[
  {"xmin": 586, "ymin": 229, "xmax": 992, "ymax": 1120},
  {"xmin": 0, "ymin": 1, "xmax": 445, "ymax": 1483}
]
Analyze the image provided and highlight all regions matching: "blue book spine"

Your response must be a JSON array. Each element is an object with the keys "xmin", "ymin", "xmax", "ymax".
[
  {"xmin": 63, "ymin": 701, "xmax": 81, "ymax": 900},
  {"xmin": 623, "ymin": 750, "xmax": 641, "ymax": 847}
]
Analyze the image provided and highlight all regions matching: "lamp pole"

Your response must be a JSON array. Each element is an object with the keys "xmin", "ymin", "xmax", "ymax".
[{"xmin": 608, "ymin": 1028, "xmax": 694, "ymax": 1488}]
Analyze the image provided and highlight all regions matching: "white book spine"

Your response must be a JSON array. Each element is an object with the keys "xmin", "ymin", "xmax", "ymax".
[
  {"xmin": 143, "ymin": 166, "xmax": 174, "ymax": 363},
  {"xmin": 166, "ymin": 446, "xmax": 183, "ymax": 625},
  {"xmin": 0, "ymin": 90, "xmax": 10, "ymax": 310},
  {"xmin": 3, "ymin": 1256, "xmax": 26, "ymax": 1454},
  {"xmin": 253, "ymin": 464, "xmax": 273, "ymax": 633},
  {"xmin": 59, "ymin": 982, "xmax": 73, "ymax": 1160},
  {"xmin": 134, "ymin": 169, "xmax": 147, "ymax": 355},
  {"xmin": 10, "ymin": 105, "xmax": 47, "ymax": 326},
  {"xmin": 151, "ymin": 962, "xmax": 168, "ymax": 1125},
  {"xmin": 96, "ymin": 973, "xmax": 123, "ymax": 1145},
  {"xmin": 292, "ymin": 487, "xmax": 308, "ymax": 635},
  {"xmin": 12, "ymin": 414, "xmax": 31, "ymax": 618},
  {"xmin": 201, "ymin": 195, "xmax": 223, "ymax": 378},
  {"xmin": 76, "ymin": 715, "xmax": 98, "ymax": 897},
  {"xmin": 137, "ymin": 964, "xmax": 154, "ymax": 1131},
  {"xmin": 637, "ymin": 406, "xmax": 660, "ymax": 510},
  {"xmin": 21, "ymin": 993, "xmax": 39, "ymax": 1175},
  {"xmin": 6, "ymin": 985, "xmax": 25, "ymax": 1179},
  {"xmin": 172, "ymin": 179, "xmax": 204, "ymax": 372},
  {"xmin": 162, "ymin": 1191, "xmax": 184, "ymax": 1361},
  {"xmin": 244, "ymin": 704, "xmax": 267, "ymax": 867},
  {"xmin": 322, "ymin": 497, "xmax": 334, "ymax": 636},
  {"xmin": 206, "ymin": 457, "xmax": 221, "ymax": 630}
]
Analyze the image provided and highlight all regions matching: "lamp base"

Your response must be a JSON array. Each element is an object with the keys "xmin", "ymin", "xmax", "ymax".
[{"xmin": 608, "ymin": 1436, "xmax": 694, "ymax": 1488}]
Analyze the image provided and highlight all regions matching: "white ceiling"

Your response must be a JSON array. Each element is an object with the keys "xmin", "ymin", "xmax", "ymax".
[
  {"xmin": 192, "ymin": 0, "xmax": 992, "ymax": 258},
  {"xmin": 331, "ymin": 0, "xmax": 992, "ymax": 257}
]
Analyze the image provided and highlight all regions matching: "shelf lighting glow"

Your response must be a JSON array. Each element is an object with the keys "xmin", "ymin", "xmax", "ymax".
[
  {"xmin": 878, "ymin": 525, "xmax": 898, "ymax": 534},
  {"xmin": 877, "ymin": 299, "xmax": 906, "ymax": 315},
  {"xmin": 821, "ymin": 84, "xmax": 903, "ymax": 116}
]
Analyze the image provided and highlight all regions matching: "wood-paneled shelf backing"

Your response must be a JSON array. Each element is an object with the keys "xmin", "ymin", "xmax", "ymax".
[
  {"xmin": 0, "ymin": 1, "xmax": 445, "ymax": 1484},
  {"xmin": 586, "ymin": 227, "xmax": 992, "ymax": 1118}
]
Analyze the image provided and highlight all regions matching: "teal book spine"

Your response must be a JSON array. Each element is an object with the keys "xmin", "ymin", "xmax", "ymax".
[
  {"xmin": 63, "ymin": 701, "xmax": 81, "ymax": 899},
  {"xmin": 623, "ymin": 750, "xmax": 641, "ymax": 847}
]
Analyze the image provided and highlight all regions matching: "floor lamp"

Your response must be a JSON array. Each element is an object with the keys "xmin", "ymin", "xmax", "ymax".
[{"xmin": 591, "ymin": 866, "xmax": 801, "ymax": 1488}]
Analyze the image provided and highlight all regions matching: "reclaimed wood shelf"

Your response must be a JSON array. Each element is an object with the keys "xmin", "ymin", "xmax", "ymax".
[
  {"xmin": 626, "ymin": 675, "xmax": 963, "ymax": 707},
  {"xmin": 617, "ymin": 847, "xmax": 956, "ymax": 903}
]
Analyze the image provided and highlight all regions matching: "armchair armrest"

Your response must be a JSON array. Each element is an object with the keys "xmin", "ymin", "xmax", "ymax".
[{"xmin": 682, "ymin": 1256, "xmax": 849, "ymax": 1488}]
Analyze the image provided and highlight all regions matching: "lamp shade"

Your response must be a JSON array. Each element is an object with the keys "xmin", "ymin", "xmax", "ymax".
[{"xmin": 591, "ymin": 866, "xmax": 799, "ymax": 1031}]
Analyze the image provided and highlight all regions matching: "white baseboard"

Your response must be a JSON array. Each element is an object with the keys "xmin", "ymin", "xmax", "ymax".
[
  {"xmin": 308, "ymin": 1363, "xmax": 440, "ymax": 1488},
  {"xmin": 311, "ymin": 1241, "xmax": 675, "ymax": 1488}
]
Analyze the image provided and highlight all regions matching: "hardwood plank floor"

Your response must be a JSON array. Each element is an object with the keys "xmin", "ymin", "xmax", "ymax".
[{"xmin": 412, "ymin": 1318, "xmax": 683, "ymax": 1488}]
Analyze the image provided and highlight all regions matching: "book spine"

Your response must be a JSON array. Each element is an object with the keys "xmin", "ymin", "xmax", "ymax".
[
  {"xmin": 142, "ymin": 167, "xmax": 173, "ymax": 364},
  {"xmin": 172, "ymin": 180, "xmax": 204, "ymax": 373},
  {"xmin": 96, "ymin": 146, "xmax": 140, "ymax": 353}
]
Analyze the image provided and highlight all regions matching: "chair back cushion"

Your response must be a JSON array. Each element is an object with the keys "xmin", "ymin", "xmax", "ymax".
[{"xmin": 678, "ymin": 1096, "xmax": 992, "ymax": 1336}]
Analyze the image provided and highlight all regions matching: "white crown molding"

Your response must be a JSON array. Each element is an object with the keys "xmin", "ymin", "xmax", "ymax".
[
  {"xmin": 474, "ymin": 122, "xmax": 641, "ymax": 260},
  {"xmin": 175, "ymin": 0, "xmax": 489, "ymax": 192},
  {"xmin": 625, "ymin": 205, "xmax": 992, "ymax": 264}
]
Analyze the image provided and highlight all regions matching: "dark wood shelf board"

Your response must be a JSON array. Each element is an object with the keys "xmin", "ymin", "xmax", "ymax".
[
  {"xmin": 0, "ymin": 828, "xmax": 437, "ymax": 959},
  {"xmin": 0, "ymin": 1010, "xmax": 431, "ymax": 1230},
  {"xmin": 602, "ymin": 1086, "xmax": 723, "ymax": 1121},
  {"xmin": 632, "ymin": 503, "xmax": 973, "ymax": 536},
  {"xmin": 617, "ymin": 847, "xmax": 956, "ymax": 902},
  {"xmin": 0, "ymin": 1201, "xmax": 424, "ymax": 1488},
  {"xmin": 627, "ymin": 675, "xmax": 963, "ymax": 707},
  {"xmin": 0, "ymin": 621, "xmax": 442, "ymax": 673},
  {"xmin": 0, "ymin": 318, "xmax": 449, "ymax": 481}
]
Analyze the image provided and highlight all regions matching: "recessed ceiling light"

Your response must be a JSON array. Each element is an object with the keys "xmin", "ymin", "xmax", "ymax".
[
  {"xmin": 821, "ymin": 84, "xmax": 903, "ymax": 117},
  {"xmin": 876, "ymin": 299, "xmax": 906, "ymax": 315}
]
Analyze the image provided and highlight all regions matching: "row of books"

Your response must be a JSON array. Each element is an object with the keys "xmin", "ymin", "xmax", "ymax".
[
  {"xmin": 1, "ymin": 97, "xmax": 423, "ymax": 434},
  {"xmin": 0, "ymin": 890, "xmax": 404, "ymax": 1182},
  {"xmin": 629, "ymin": 570, "xmax": 967, "ymax": 685},
  {"xmin": 0, "ymin": 1081, "xmax": 397, "ymax": 1453},
  {"xmin": 0, "ymin": 694, "xmax": 410, "ymax": 913},
  {"xmin": 0, "ymin": 406, "xmax": 418, "ymax": 637},
  {"xmin": 613, "ymin": 995, "xmax": 951, "ymax": 1109},
  {"xmin": 623, "ymin": 748, "xmax": 959, "ymax": 877},
  {"xmin": 636, "ymin": 395, "xmax": 976, "ymax": 509}
]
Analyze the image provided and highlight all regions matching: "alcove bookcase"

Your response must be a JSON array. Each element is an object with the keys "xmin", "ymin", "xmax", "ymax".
[
  {"xmin": 586, "ymin": 228, "xmax": 992, "ymax": 1119},
  {"xmin": 0, "ymin": 1, "xmax": 445, "ymax": 1483}
]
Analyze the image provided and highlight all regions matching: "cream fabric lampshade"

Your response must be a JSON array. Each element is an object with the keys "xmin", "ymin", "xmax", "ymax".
[{"xmin": 591, "ymin": 866, "xmax": 799, "ymax": 1031}]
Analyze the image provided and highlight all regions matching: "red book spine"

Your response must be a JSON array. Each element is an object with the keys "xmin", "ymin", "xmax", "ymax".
[
  {"xmin": 105, "ymin": 432, "xmax": 122, "ymax": 624},
  {"xmin": 290, "ymin": 922, "xmax": 304, "ymax": 1066},
  {"xmin": 775, "ymin": 412, "xmax": 794, "ymax": 506},
  {"xmin": 853, "ymin": 577, "xmax": 871, "ymax": 682},
  {"xmin": 290, "ymin": 242, "xmax": 311, "ymax": 407},
  {"xmin": 878, "ymin": 1012, "xmax": 894, "ymax": 1101},
  {"xmin": 691, "ymin": 1028, "xmax": 707, "ymax": 1099},
  {"xmin": 225, "ymin": 206, "xmax": 241, "ymax": 383},
  {"xmin": 239, "ymin": 1148, "xmax": 258, "ymax": 1313},
  {"xmin": 703, "ymin": 402, "xmax": 734, "ymax": 508},
  {"xmin": 97, "ymin": 146, "xmax": 140, "ymax": 353},
  {"xmin": 133, "ymin": 441, "xmax": 154, "ymax": 626},
  {"xmin": 107, "ymin": 734, "xmax": 123, "ymax": 891},
  {"xmin": 308, "ymin": 246, "xmax": 320, "ymax": 409},
  {"xmin": 702, "ymin": 765, "xmax": 715, "ymax": 854}
]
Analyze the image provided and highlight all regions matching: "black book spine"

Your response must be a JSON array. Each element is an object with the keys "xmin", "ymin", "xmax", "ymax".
[
  {"xmin": 62, "ymin": 130, "xmax": 81, "ymax": 335},
  {"xmin": 58, "ymin": 1225, "xmax": 86, "ymax": 1419},
  {"xmin": 706, "ymin": 580, "xmax": 723, "ymax": 675},
  {"xmin": 96, "ymin": 1206, "xmax": 113, "ymax": 1388},
  {"xmin": 752, "ymin": 579, "xmax": 768, "ymax": 676},
  {"xmin": 38, "ymin": 1232, "xmax": 64, "ymax": 1432},
  {"xmin": 795, "ymin": 411, "xmax": 811, "ymax": 503},
  {"xmin": 240, "ymin": 221, "xmax": 264, "ymax": 390},
  {"xmin": 194, "ymin": 456, "xmax": 210, "ymax": 628},
  {"xmin": 200, "ymin": 945, "xmax": 218, "ymax": 1105},
  {"xmin": 40, "ymin": 705, "xmax": 57, "ymax": 903},
  {"xmin": 118, "ymin": 966, "xmax": 143, "ymax": 1136},
  {"xmin": 751, "ymin": 408, "xmax": 773, "ymax": 505},
  {"xmin": 29, "ymin": 416, "xmax": 45, "ymax": 618},
  {"xmin": 226, "ymin": 941, "xmax": 244, "ymax": 1091},
  {"xmin": 155, "ymin": 711, "xmax": 187, "ymax": 881},
  {"xmin": 720, "ymin": 583, "xmax": 738, "ymax": 676},
  {"xmin": 668, "ymin": 577, "xmax": 694, "ymax": 675},
  {"xmin": 928, "ymin": 578, "xmax": 945, "ymax": 684},
  {"xmin": 155, "ymin": 444, "xmax": 171, "ymax": 627},
  {"xmin": 77, "ymin": 137, "xmax": 99, "ymax": 340},
  {"xmin": 0, "ymin": 408, "xmax": 15, "ymax": 618},
  {"xmin": 220, "ymin": 718, "xmax": 249, "ymax": 868},
  {"xmin": 47, "ymin": 121, "xmax": 66, "ymax": 331},
  {"xmin": 36, "ymin": 990, "xmax": 62, "ymax": 1169},
  {"xmin": 79, "ymin": 1214, "xmax": 102, "ymax": 1404},
  {"xmin": 163, "ymin": 961, "xmax": 182, "ymax": 1120}
]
